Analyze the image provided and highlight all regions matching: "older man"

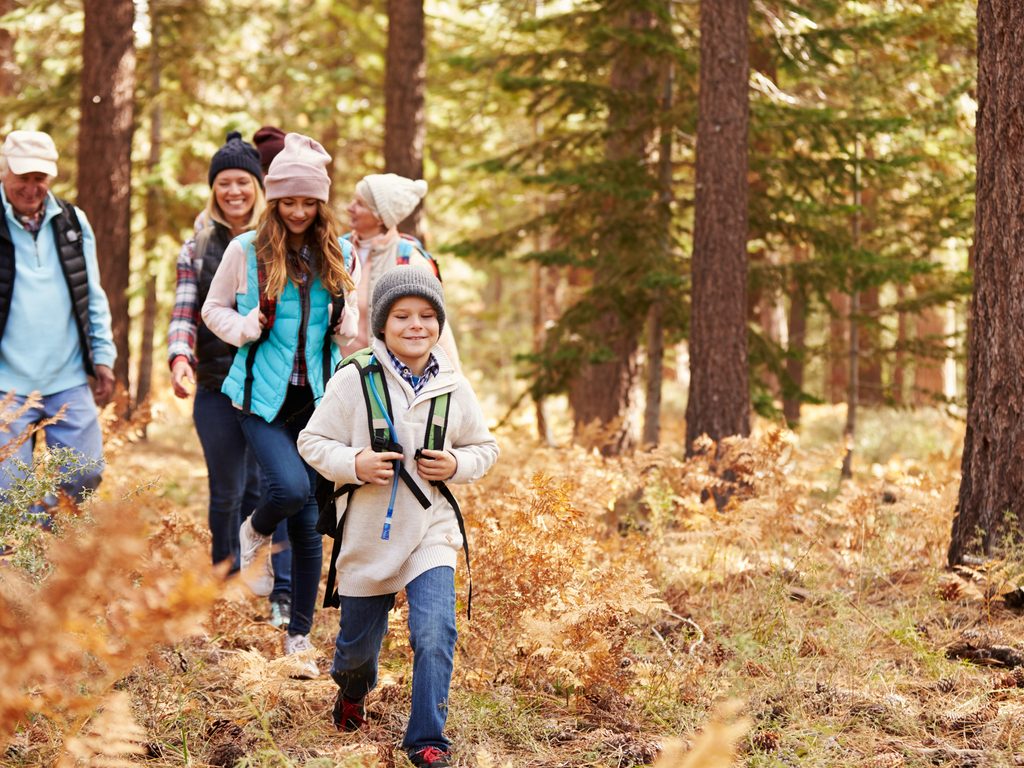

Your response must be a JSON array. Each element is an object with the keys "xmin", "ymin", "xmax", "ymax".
[{"xmin": 0, "ymin": 130, "xmax": 116, "ymax": 512}]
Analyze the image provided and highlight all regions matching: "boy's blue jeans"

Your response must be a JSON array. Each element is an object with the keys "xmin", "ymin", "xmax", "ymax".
[
  {"xmin": 0, "ymin": 383, "xmax": 104, "ymax": 505},
  {"xmin": 239, "ymin": 385, "xmax": 322, "ymax": 637},
  {"xmin": 193, "ymin": 386, "xmax": 291, "ymax": 601},
  {"xmin": 331, "ymin": 566, "xmax": 458, "ymax": 753}
]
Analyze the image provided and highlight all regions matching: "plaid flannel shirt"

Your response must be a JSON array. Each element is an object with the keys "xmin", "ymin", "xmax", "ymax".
[
  {"xmin": 167, "ymin": 238, "xmax": 201, "ymax": 368},
  {"xmin": 387, "ymin": 349, "xmax": 439, "ymax": 394}
]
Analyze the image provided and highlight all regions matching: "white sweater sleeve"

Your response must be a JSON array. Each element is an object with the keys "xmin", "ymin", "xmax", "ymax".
[
  {"xmin": 200, "ymin": 239, "xmax": 263, "ymax": 347},
  {"xmin": 448, "ymin": 380, "xmax": 499, "ymax": 484},
  {"xmin": 297, "ymin": 369, "xmax": 366, "ymax": 486}
]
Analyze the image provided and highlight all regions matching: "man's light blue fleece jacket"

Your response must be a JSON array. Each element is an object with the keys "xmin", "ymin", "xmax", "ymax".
[{"xmin": 0, "ymin": 186, "xmax": 116, "ymax": 396}]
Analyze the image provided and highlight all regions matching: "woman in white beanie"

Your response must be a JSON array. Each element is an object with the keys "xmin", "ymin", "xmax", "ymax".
[
  {"xmin": 342, "ymin": 173, "xmax": 461, "ymax": 368},
  {"xmin": 202, "ymin": 132, "xmax": 359, "ymax": 677}
]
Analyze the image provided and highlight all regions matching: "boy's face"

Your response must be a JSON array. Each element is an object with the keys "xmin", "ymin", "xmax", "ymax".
[{"xmin": 383, "ymin": 296, "xmax": 440, "ymax": 372}]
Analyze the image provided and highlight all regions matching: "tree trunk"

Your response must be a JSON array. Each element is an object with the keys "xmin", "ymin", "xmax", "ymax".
[
  {"xmin": 783, "ymin": 280, "xmax": 806, "ymax": 427},
  {"xmin": 78, "ymin": 0, "xmax": 136, "ymax": 392},
  {"xmin": 643, "ymin": 51, "xmax": 674, "ymax": 448},
  {"xmin": 384, "ymin": 0, "xmax": 426, "ymax": 240},
  {"xmin": 828, "ymin": 290, "xmax": 849, "ymax": 403},
  {"xmin": 567, "ymin": 6, "xmax": 658, "ymax": 455},
  {"xmin": 643, "ymin": 303, "xmax": 664, "ymax": 447},
  {"xmin": 892, "ymin": 285, "xmax": 907, "ymax": 404},
  {"xmin": 914, "ymin": 305, "xmax": 947, "ymax": 404},
  {"xmin": 134, "ymin": 3, "xmax": 162, "ymax": 422},
  {"xmin": 858, "ymin": 285, "xmax": 882, "ymax": 405},
  {"xmin": 0, "ymin": 0, "xmax": 14, "ymax": 97},
  {"xmin": 684, "ymin": 0, "xmax": 750, "ymax": 452},
  {"xmin": 841, "ymin": 290, "xmax": 859, "ymax": 479},
  {"xmin": 949, "ymin": 1, "xmax": 1024, "ymax": 565}
]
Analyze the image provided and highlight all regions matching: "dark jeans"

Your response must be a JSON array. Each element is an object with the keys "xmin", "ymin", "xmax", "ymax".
[
  {"xmin": 239, "ymin": 385, "xmax": 322, "ymax": 636},
  {"xmin": 193, "ymin": 386, "xmax": 291, "ymax": 600}
]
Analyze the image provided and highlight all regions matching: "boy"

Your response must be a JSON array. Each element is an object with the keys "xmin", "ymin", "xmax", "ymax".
[{"xmin": 297, "ymin": 267, "xmax": 498, "ymax": 768}]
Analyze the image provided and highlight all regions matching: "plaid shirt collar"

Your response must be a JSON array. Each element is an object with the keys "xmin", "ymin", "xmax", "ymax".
[
  {"xmin": 387, "ymin": 349, "xmax": 439, "ymax": 394},
  {"xmin": 16, "ymin": 207, "xmax": 45, "ymax": 235}
]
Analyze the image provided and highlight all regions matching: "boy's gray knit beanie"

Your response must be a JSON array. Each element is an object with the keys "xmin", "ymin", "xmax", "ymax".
[{"xmin": 371, "ymin": 267, "xmax": 446, "ymax": 339}]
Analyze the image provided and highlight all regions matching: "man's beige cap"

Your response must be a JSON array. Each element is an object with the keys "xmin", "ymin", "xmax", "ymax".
[{"xmin": 2, "ymin": 131, "xmax": 58, "ymax": 177}]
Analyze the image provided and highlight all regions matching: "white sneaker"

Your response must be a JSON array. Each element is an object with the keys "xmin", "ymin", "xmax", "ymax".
[
  {"xmin": 239, "ymin": 517, "xmax": 273, "ymax": 596},
  {"xmin": 284, "ymin": 633, "xmax": 319, "ymax": 679}
]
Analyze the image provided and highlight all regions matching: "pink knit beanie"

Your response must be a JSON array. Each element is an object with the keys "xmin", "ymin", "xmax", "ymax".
[{"xmin": 264, "ymin": 133, "xmax": 331, "ymax": 202}]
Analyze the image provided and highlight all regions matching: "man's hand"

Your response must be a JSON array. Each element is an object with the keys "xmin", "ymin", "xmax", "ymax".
[
  {"xmin": 171, "ymin": 357, "xmax": 196, "ymax": 399},
  {"xmin": 92, "ymin": 364, "xmax": 115, "ymax": 407},
  {"xmin": 415, "ymin": 449, "xmax": 456, "ymax": 482},
  {"xmin": 355, "ymin": 448, "xmax": 403, "ymax": 486}
]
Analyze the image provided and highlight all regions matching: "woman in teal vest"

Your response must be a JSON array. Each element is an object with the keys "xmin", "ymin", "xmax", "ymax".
[{"xmin": 202, "ymin": 133, "xmax": 358, "ymax": 678}]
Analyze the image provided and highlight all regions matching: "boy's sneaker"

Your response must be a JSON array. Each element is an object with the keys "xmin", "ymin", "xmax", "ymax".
[
  {"xmin": 408, "ymin": 747, "xmax": 451, "ymax": 768},
  {"xmin": 268, "ymin": 595, "xmax": 291, "ymax": 629},
  {"xmin": 239, "ymin": 518, "xmax": 273, "ymax": 596},
  {"xmin": 283, "ymin": 633, "xmax": 319, "ymax": 679},
  {"xmin": 332, "ymin": 690, "xmax": 367, "ymax": 731}
]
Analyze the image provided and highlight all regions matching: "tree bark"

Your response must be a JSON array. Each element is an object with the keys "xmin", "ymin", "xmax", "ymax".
[
  {"xmin": 78, "ymin": 0, "xmax": 136, "ymax": 392},
  {"xmin": 0, "ymin": 0, "xmax": 15, "ymax": 97},
  {"xmin": 384, "ymin": 0, "xmax": 426, "ymax": 240},
  {"xmin": 858, "ymin": 285, "xmax": 882, "ymax": 405},
  {"xmin": 684, "ymin": 0, "xmax": 750, "ymax": 452},
  {"xmin": 827, "ymin": 290, "xmax": 849, "ymax": 403},
  {"xmin": 134, "ymin": 3, "xmax": 162, "ymax": 420},
  {"xmin": 892, "ymin": 285, "xmax": 908, "ymax": 404},
  {"xmin": 643, "ymin": 51, "xmax": 674, "ymax": 448},
  {"xmin": 643, "ymin": 302, "xmax": 664, "ymax": 447},
  {"xmin": 567, "ymin": 7, "xmax": 659, "ymax": 455},
  {"xmin": 914, "ymin": 305, "xmax": 947, "ymax": 404},
  {"xmin": 783, "ymin": 280, "xmax": 806, "ymax": 427},
  {"xmin": 949, "ymin": 1, "xmax": 1024, "ymax": 564}
]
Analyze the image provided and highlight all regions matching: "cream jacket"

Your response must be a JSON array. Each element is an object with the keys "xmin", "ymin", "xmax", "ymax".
[{"xmin": 297, "ymin": 339, "xmax": 498, "ymax": 596}]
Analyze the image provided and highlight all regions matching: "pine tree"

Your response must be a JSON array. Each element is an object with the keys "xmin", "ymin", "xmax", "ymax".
[
  {"xmin": 78, "ymin": 0, "xmax": 135, "ymax": 391},
  {"xmin": 949, "ymin": 1, "xmax": 1024, "ymax": 564},
  {"xmin": 684, "ymin": 0, "xmax": 751, "ymax": 451},
  {"xmin": 385, "ymin": 0, "xmax": 426, "ymax": 239}
]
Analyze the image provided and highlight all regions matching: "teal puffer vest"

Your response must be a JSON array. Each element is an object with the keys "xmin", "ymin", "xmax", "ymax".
[{"xmin": 221, "ymin": 231, "xmax": 342, "ymax": 422}]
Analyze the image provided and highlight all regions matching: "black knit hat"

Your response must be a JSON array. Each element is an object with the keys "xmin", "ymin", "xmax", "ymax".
[
  {"xmin": 371, "ymin": 268, "xmax": 446, "ymax": 340},
  {"xmin": 208, "ymin": 131, "xmax": 263, "ymax": 188}
]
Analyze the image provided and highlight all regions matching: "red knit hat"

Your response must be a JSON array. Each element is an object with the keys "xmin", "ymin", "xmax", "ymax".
[{"xmin": 253, "ymin": 125, "xmax": 286, "ymax": 174}]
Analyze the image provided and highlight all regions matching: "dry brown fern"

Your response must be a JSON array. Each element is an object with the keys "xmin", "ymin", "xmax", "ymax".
[{"xmin": 0, "ymin": 493, "xmax": 222, "ymax": 749}]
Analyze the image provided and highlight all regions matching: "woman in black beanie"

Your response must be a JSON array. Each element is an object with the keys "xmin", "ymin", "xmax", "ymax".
[{"xmin": 167, "ymin": 131, "xmax": 293, "ymax": 629}]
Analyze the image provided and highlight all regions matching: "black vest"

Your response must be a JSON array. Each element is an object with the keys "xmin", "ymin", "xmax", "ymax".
[
  {"xmin": 0, "ymin": 197, "xmax": 96, "ymax": 377},
  {"xmin": 194, "ymin": 223, "xmax": 238, "ymax": 389}
]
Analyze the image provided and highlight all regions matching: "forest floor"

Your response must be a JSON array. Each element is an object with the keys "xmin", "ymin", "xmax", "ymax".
[{"xmin": 5, "ymin": 397, "xmax": 1024, "ymax": 768}]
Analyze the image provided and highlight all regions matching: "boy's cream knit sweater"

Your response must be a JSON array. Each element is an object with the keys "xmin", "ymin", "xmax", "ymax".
[{"xmin": 297, "ymin": 338, "xmax": 498, "ymax": 596}]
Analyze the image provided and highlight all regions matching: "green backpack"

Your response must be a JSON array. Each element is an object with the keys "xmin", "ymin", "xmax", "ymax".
[{"xmin": 315, "ymin": 348, "xmax": 472, "ymax": 615}]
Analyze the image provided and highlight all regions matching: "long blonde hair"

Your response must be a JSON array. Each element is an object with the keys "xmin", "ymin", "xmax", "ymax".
[
  {"xmin": 204, "ymin": 173, "xmax": 266, "ymax": 232},
  {"xmin": 255, "ymin": 200, "xmax": 355, "ymax": 299}
]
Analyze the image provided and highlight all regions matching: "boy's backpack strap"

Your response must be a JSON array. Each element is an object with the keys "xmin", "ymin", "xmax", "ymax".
[
  {"xmin": 422, "ymin": 392, "xmax": 451, "ymax": 452},
  {"xmin": 421, "ymin": 392, "xmax": 468, "ymax": 617},
  {"xmin": 435, "ymin": 480, "xmax": 471, "ymax": 620},
  {"xmin": 320, "ymin": 487, "xmax": 354, "ymax": 609}
]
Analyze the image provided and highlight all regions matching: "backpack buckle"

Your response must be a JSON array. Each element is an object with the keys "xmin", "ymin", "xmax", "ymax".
[{"xmin": 372, "ymin": 434, "xmax": 403, "ymax": 455}]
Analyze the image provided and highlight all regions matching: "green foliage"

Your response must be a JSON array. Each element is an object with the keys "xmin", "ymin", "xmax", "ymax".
[
  {"xmin": 0, "ymin": 0, "xmax": 980, "ymax": 423},
  {"xmin": 0, "ymin": 446, "xmax": 96, "ymax": 579},
  {"xmin": 748, "ymin": 0, "xmax": 975, "ymax": 407}
]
